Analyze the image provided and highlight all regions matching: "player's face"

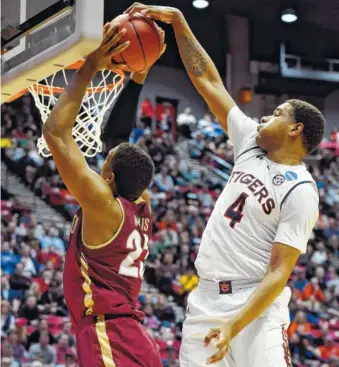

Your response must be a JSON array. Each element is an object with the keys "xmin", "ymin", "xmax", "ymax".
[{"xmin": 256, "ymin": 102, "xmax": 296, "ymax": 151}]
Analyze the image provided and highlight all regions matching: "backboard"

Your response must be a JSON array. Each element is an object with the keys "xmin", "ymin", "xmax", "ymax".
[{"xmin": 1, "ymin": 0, "xmax": 104, "ymax": 103}]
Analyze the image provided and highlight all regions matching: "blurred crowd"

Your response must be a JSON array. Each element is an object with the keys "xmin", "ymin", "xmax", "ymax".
[{"xmin": 1, "ymin": 95, "xmax": 339, "ymax": 367}]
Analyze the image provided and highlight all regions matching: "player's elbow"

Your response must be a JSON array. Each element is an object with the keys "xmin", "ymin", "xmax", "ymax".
[
  {"xmin": 266, "ymin": 265, "xmax": 291, "ymax": 290},
  {"xmin": 42, "ymin": 120, "xmax": 70, "ymax": 141},
  {"xmin": 42, "ymin": 119, "xmax": 60, "ymax": 138}
]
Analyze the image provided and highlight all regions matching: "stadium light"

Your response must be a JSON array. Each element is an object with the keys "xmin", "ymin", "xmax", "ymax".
[
  {"xmin": 192, "ymin": 0, "xmax": 209, "ymax": 9},
  {"xmin": 281, "ymin": 8, "xmax": 298, "ymax": 23}
]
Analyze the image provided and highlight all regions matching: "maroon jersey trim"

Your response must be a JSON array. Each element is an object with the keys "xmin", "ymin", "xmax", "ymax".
[
  {"xmin": 134, "ymin": 197, "xmax": 145, "ymax": 204},
  {"xmin": 80, "ymin": 253, "xmax": 94, "ymax": 315},
  {"xmin": 82, "ymin": 198, "xmax": 125, "ymax": 250},
  {"xmin": 95, "ymin": 315, "xmax": 116, "ymax": 366}
]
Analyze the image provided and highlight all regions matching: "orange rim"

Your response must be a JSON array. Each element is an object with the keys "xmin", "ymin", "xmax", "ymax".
[{"xmin": 6, "ymin": 60, "xmax": 125, "ymax": 102}]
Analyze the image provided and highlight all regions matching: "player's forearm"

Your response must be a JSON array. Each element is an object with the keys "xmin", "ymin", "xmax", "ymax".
[
  {"xmin": 171, "ymin": 12, "xmax": 223, "ymax": 88},
  {"xmin": 170, "ymin": 11, "xmax": 235, "ymax": 129},
  {"xmin": 101, "ymin": 75, "xmax": 144, "ymax": 151},
  {"xmin": 43, "ymin": 59, "xmax": 97, "ymax": 137},
  {"xmin": 229, "ymin": 270, "xmax": 288, "ymax": 339},
  {"xmin": 130, "ymin": 68, "xmax": 150, "ymax": 85}
]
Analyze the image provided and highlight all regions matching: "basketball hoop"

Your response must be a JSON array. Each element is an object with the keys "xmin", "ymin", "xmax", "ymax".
[{"xmin": 8, "ymin": 60, "xmax": 125, "ymax": 157}]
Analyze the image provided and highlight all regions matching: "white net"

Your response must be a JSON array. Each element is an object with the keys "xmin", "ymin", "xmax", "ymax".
[{"xmin": 29, "ymin": 66, "xmax": 125, "ymax": 157}]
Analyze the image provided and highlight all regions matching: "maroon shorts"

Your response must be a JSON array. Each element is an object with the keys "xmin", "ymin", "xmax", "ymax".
[{"xmin": 75, "ymin": 315, "xmax": 162, "ymax": 367}]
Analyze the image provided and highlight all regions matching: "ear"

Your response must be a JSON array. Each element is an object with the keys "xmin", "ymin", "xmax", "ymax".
[
  {"xmin": 289, "ymin": 122, "xmax": 304, "ymax": 137},
  {"xmin": 105, "ymin": 172, "xmax": 115, "ymax": 185}
]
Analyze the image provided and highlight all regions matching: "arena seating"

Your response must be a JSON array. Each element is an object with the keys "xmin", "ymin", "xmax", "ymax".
[{"xmin": 1, "ymin": 95, "xmax": 339, "ymax": 367}]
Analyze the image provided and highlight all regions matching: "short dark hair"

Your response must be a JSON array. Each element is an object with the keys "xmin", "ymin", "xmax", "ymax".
[
  {"xmin": 286, "ymin": 99, "xmax": 326, "ymax": 154},
  {"xmin": 111, "ymin": 143, "xmax": 154, "ymax": 200}
]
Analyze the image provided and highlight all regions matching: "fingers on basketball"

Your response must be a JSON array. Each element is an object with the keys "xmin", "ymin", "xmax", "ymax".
[
  {"xmin": 112, "ymin": 14, "xmax": 164, "ymax": 73},
  {"xmin": 124, "ymin": 2, "xmax": 146, "ymax": 15},
  {"xmin": 102, "ymin": 24, "xmax": 118, "ymax": 46},
  {"xmin": 103, "ymin": 22, "xmax": 111, "ymax": 36}
]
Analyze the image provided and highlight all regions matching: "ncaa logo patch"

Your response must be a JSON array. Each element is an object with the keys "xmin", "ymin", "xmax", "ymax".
[
  {"xmin": 285, "ymin": 171, "xmax": 298, "ymax": 181},
  {"xmin": 272, "ymin": 174, "xmax": 285, "ymax": 186}
]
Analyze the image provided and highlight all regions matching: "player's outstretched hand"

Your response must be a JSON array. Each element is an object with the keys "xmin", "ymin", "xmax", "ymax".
[
  {"xmin": 124, "ymin": 2, "xmax": 182, "ymax": 25},
  {"xmin": 87, "ymin": 15, "xmax": 130, "ymax": 72},
  {"xmin": 204, "ymin": 320, "xmax": 233, "ymax": 365}
]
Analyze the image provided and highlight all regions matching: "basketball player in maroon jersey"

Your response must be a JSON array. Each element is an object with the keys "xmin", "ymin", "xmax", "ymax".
[{"xmin": 42, "ymin": 15, "xmax": 165, "ymax": 367}]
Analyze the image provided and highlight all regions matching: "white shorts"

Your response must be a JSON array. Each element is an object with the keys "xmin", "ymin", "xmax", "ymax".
[{"xmin": 180, "ymin": 279, "xmax": 292, "ymax": 367}]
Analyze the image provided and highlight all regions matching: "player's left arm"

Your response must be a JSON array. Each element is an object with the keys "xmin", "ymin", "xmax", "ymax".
[
  {"xmin": 205, "ymin": 184, "xmax": 319, "ymax": 365},
  {"xmin": 101, "ymin": 32, "xmax": 166, "ymax": 211}
]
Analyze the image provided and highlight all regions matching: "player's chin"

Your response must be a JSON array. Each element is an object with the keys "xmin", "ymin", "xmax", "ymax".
[{"xmin": 256, "ymin": 133, "xmax": 268, "ymax": 152}]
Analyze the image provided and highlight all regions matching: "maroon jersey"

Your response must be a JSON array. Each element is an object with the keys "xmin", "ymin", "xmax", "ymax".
[{"xmin": 63, "ymin": 197, "xmax": 151, "ymax": 327}]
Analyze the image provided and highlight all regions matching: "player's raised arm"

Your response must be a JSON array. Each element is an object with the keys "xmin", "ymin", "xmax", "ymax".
[
  {"xmin": 101, "ymin": 29, "xmax": 166, "ymax": 151},
  {"xmin": 42, "ymin": 17, "xmax": 130, "ymax": 214},
  {"xmin": 125, "ymin": 3, "xmax": 236, "ymax": 134},
  {"xmin": 101, "ymin": 30, "xmax": 166, "ymax": 209}
]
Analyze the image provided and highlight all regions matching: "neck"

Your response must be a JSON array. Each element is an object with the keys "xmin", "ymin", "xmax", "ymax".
[{"xmin": 267, "ymin": 146, "xmax": 304, "ymax": 165}]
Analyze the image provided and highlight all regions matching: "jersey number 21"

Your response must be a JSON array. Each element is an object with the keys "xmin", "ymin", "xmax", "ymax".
[{"xmin": 119, "ymin": 229, "xmax": 149, "ymax": 279}]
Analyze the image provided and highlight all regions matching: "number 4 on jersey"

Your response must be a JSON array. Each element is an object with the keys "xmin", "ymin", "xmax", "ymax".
[{"xmin": 225, "ymin": 193, "xmax": 249, "ymax": 228}]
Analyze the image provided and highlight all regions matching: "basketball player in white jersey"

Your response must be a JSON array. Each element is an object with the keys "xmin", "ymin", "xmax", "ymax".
[{"xmin": 125, "ymin": 3, "xmax": 326, "ymax": 367}]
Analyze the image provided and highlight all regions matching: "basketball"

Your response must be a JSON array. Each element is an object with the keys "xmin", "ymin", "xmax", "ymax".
[{"xmin": 113, "ymin": 14, "xmax": 163, "ymax": 73}]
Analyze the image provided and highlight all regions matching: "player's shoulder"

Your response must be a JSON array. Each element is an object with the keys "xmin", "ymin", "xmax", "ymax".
[{"xmin": 277, "ymin": 167, "xmax": 318, "ymax": 210}]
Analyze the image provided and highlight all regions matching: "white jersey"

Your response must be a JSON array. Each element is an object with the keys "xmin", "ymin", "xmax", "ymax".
[{"xmin": 195, "ymin": 107, "xmax": 319, "ymax": 281}]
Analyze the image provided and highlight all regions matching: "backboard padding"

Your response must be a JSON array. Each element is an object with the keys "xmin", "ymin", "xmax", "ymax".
[{"xmin": 1, "ymin": 0, "xmax": 104, "ymax": 103}]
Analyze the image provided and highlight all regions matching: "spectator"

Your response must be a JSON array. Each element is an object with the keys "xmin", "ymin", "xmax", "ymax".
[
  {"xmin": 36, "ymin": 245, "xmax": 62, "ymax": 269},
  {"xmin": 20, "ymin": 245, "xmax": 37, "ymax": 276},
  {"xmin": 143, "ymin": 304, "xmax": 161, "ymax": 330},
  {"xmin": 38, "ymin": 280, "xmax": 67, "ymax": 316},
  {"xmin": 6, "ymin": 329, "xmax": 26, "ymax": 364},
  {"xmin": 59, "ymin": 321, "xmax": 76, "ymax": 347},
  {"xmin": 294, "ymin": 268, "xmax": 308, "ymax": 292},
  {"xmin": 9, "ymin": 263, "xmax": 31, "ymax": 291},
  {"xmin": 40, "ymin": 228, "xmax": 65, "ymax": 255},
  {"xmin": 177, "ymin": 107, "xmax": 197, "ymax": 138},
  {"xmin": 197, "ymin": 114, "xmax": 212, "ymax": 130},
  {"xmin": 288, "ymin": 311, "xmax": 312, "ymax": 338},
  {"xmin": 153, "ymin": 294, "xmax": 175, "ymax": 323},
  {"xmin": 1, "ymin": 341, "xmax": 21, "ymax": 367},
  {"xmin": 311, "ymin": 241, "xmax": 328, "ymax": 265},
  {"xmin": 155, "ymin": 252, "xmax": 180, "ymax": 295},
  {"xmin": 54, "ymin": 333, "xmax": 76, "ymax": 366},
  {"xmin": 154, "ymin": 167, "xmax": 175, "ymax": 193},
  {"xmin": 1, "ymin": 300, "xmax": 16, "ymax": 337},
  {"xmin": 316, "ymin": 336, "xmax": 339, "ymax": 360},
  {"xmin": 27, "ymin": 319, "xmax": 56, "ymax": 348},
  {"xmin": 140, "ymin": 98, "xmax": 154, "ymax": 128},
  {"xmin": 148, "ymin": 138, "xmax": 166, "ymax": 167},
  {"xmin": 1, "ymin": 241, "xmax": 20, "ymax": 275},
  {"xmin": 28, "ymin": 331, "xmax": 57, "ymax": 365},
  {"xmin": 179, "ymin": 267, "xmax": 199, "ymax": 296},
  {"xmin": 180, "ymin": 164, "xmax": 200, "ymax": 183},
  {"xmin": 330, "ymin": 128, "xmax": 338, "ymax": 142},
  {"xmin": 19, "ymin": 295, "xmax": 40, "ymax": 324},
  {"xmin": 1, "ymin": 275, "xmax": 22, "ymax": 302}
]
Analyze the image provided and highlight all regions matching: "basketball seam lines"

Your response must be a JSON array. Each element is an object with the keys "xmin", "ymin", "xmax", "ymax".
[
  {"xmin": 129, "ymin": 20, "xmax": 147, "ymax": 72},
  {"xmin": 140, "ymin": 16, "xmax": 162, "ymax": 55},
  {"xmin": 119, "ymin": 52, "xmax": 131, "ymax": 71}
]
